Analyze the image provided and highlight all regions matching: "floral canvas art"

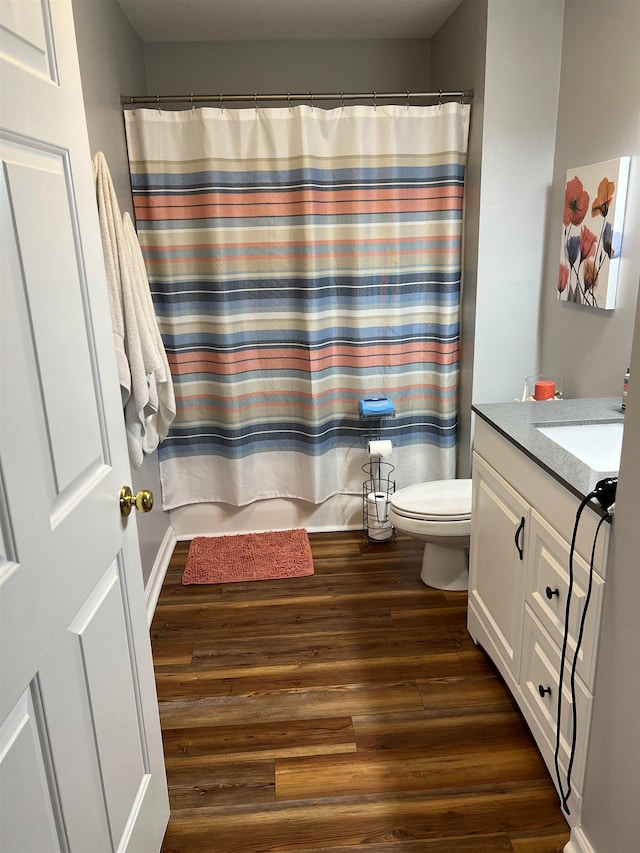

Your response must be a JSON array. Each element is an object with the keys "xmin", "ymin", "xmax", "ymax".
[{"xmin": 558, "ymin": 157, "xmax": 630, "ymax": 309}]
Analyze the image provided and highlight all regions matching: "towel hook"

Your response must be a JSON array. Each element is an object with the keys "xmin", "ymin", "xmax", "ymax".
[
  {"xmin": 130, "ymin": 93, "xmax": 135, "ymax": 113},
  {"xmin": 310, "ymin": 91, "xmax": 314, "ymax": 110},
  {"xmin": 438, "ymin": 89, "xmax": 443, "ymax": 108},
  {"xmin": 190, "ymin": 93, "xmax": 195, "ymax": 113},
  {"xmin": 254, "ymin": 92, "xmax": 258, "ymax": 113},
  {"xmin": 373, "ymin": 91, "xmax": 377, "ymax": 110},
  {"xmin": 156, "ymin": 94, "xmax": 161, "ymax": 112},
  {"xmin": 406, "ymin": 90, "xmax": 410, "ymax": 110},
  {"xmin": 219, "ymin": 93, "xmax": 224, "ymax": 113}
]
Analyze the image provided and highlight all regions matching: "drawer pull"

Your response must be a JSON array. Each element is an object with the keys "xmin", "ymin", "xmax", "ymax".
[
  {"xmin": 538, "ymin": 684, "xmax": 552, "ymax": 698},
  {"xmin": 545, "ymin": 586, "xmax": 560, "ymax": 599},
  {"xmin": 514, "ymin": 516, "xmax": 525, "ymax": 560}
]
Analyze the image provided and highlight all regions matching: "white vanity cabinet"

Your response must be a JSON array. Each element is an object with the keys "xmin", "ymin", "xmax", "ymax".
[
  {"xmin": 469, "ymin": 453, "xmax": 529, "ymax": 675},
  {"xmin": 468, "ymin": 417, "xmax": 609, "ymax": 821}
]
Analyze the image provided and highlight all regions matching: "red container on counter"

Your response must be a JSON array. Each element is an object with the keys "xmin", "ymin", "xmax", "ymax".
[{"xmin": 534, "ymin": 380, "xmax": 556, "ymax": 400}]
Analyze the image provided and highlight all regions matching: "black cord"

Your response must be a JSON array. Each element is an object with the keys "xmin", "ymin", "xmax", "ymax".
[
  {"xmin": 561, "ymin": 512, "xmax": 608, "ymax": 812},
  {"xmin": 553, "ymin": 490, "xmax": 595, "ymax": 814}
]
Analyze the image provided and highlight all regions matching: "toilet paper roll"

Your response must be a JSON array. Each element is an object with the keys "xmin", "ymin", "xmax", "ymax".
[
  {"xmin": 367, "ymin": 439, "xmax": 393, "ymax": 460},
  {"xmin": 366, "ymin": 489, "xmax": 393, "ymax": 541},
  {"xmin": 368, "ymin": 524, "xmax": 393, "ymax": 541},
  {"xmin": 366, "ymin": 491, "xmax": 391, "ymax": 526}
]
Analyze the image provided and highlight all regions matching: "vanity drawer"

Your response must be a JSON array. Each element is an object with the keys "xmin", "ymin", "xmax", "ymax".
[
  {"xmin": 525, "ymin": 510, "xmax": 604, "ymax": 691},
  {"xmin": 520, "ymin": 607, "xmax": 592, "ymax": 788}
]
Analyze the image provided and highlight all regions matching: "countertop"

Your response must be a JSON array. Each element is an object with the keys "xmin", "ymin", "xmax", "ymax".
[{"xmin": 472, "ymin": 397, "xmax": 624, "ymax": 503}]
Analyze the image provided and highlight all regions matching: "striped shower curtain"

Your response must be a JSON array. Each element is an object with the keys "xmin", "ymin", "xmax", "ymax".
[{"xmin": 124, "ymin": 103, "xmax": 470, "ymax": 510}]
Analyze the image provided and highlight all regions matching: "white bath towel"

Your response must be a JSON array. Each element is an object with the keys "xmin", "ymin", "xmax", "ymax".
[
  {"xmin": 123, "ymin": 212, "xmax": 176, "ymax": 454},
  {"xmin": 92, "ymin": 152, "xmax": 130, "ymax": 403},
  {"xmin": 92, "ymin": 151, "xmax": 175, "ymax": 467}
]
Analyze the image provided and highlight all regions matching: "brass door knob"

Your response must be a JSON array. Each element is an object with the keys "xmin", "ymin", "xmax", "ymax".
[{"xmin": 120, "ymin": 486, "xmax": 154, "ymax": 517}]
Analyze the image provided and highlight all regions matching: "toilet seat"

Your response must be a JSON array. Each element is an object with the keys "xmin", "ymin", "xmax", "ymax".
[
  {"xmin": 388, "ymin": 479, "xmax": 472, "ymax": 590},
  {"xmin": 390, "ymin": 479, "xmax": 472, "ymax": 523}
]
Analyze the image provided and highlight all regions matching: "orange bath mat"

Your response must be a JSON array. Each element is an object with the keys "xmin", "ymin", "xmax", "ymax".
[{"xmin": 182, "ymin": 528, "xmax": 314, "ymax": 585}]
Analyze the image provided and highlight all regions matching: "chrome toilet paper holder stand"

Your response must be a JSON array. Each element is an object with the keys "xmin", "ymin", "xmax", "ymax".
[
  {"xmin": 359, "ymin": 401, "xmax": 396, "ymax": 543},
  {"xmin": 362, "ymin": 459, "xmax": 395, "ymax": 543}
]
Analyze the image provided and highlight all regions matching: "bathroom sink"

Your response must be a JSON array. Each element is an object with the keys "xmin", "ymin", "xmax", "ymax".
[{"xmin": 536, "ymin": 421, "xmax": 624, "ymax": 472}]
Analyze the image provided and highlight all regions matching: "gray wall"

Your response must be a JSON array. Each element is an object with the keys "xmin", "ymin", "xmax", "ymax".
[
  {"xmin": 72, "ymin": 0, "xmax": 145, "ymax": 215},
  {"xmin": 585, "ymin": 294, "xmax": 640, "ymax": 851},
  {"xmin": 552, "ymin": 2, "xmax": 640, "ymax": 849},
  {"xmin": 432, "ymin": 0, "xmax": 563, "ymax": 475},
  {"xmin": 471, "ymin": 0, "xmax": 563, "ymax": 408},
  {"xmin": 542, "ymin": 0, "xmax": 640, "ymax": 397},
  {"xmin": 431, "ymin": 0, "xmax": 488, "ymax": 477},
  {"xmin": 539, "ymin": 0, "xmax": 640, "ymax": 398},
  {"xmin": 143, "ymin": 39, "xmax": 431, "ymax": 104},
  {"xmin": 541, "ymin": 0, "xmax": 640, "ymax": 397},
  {"xmin": 72, "ymin": 0, "xmax": 170, "ymax": 588}
]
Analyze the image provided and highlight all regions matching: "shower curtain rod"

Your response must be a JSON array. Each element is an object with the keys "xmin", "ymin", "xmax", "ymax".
[{"xmin": 121, "ymin": 89, "xmax": 473, "ymax": 107}]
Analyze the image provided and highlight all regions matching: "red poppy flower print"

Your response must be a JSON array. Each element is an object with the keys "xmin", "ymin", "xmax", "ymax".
[
  {"xmin": 559, "ymin": 159, "xmax": 628, "ymax": 308},
  {"xmin": 579, "ymin": 225, "xmax": 597, "ymax": 261},
  {"xmin": 558, "ymin": 264, "xmax": 569, "ymax": 293},
  {"xmin": 563, "ymin": 176, "xmax": 590, "ymax": 226}
]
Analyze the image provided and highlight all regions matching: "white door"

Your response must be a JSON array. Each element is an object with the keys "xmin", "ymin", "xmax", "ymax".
[{"xmin": 0, "ymin": 2, "xmax": 169, "ymax": 851}]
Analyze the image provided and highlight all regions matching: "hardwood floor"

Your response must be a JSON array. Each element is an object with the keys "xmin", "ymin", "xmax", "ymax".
[{"xmin": 151, "ymin": 531, "xmax": 570, "ymax": 852}]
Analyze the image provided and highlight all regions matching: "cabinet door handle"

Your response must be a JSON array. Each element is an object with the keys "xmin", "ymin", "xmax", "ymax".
[
  {"xmin": 538, "ymin": 684, "xmax": 552, "ymax": 698},
  {"xmin": 545, "ymin": 586, "xmax": 560, "ymax": 599},
  {"xmin": 514, "ymin": 516, "xmax": 525, "ymax": 560}
]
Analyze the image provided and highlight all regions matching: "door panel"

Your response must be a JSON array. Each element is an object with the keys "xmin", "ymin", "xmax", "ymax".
[
  {"xmin": 0, "ymin": 0, "xmax": 57, "ymax": 81},
  {"xmin": 0, "ymin": 687, "xmax": 64, "ymax": 853},
  {"xmin": 5, "ymin": 152, "xmax": 105, "ymax": 486},
  {"xmin": 0, "ymin": 0, "xmax": 169, "ymax": 849},
  {"xmin": 70, "ymin": 561, "xmax": 147, "ymax": 843}
]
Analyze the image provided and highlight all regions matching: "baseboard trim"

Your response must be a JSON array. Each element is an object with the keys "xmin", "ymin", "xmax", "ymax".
[
  {"xmin": 564, "ymin": 826, "xmax": 595, "ymax": 853},
  {"xmin": 145, "ymin": 525, "xmax": 176, "ymax": 626},
  {"xmin": 174, "ymin": 523, "xmax": 363, "ymax": 542}
]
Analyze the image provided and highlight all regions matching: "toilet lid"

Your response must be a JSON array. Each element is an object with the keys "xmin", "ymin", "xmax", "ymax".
[{"xmin": 391, "ymin": 479, "xmax": 472, "ymax": 521}]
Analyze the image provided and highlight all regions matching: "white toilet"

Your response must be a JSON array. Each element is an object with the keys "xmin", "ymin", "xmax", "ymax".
[{"xmin": 389, "ymin": 479, "xmax": 473, "ymax": 590}]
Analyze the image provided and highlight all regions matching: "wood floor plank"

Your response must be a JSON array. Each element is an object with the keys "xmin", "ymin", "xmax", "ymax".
[
  {"xmin": 190, "ymin": 624, "xmax": 462, "ymax": 668},
  {"xmin": 153, "ymin": 603, "xmax": 395, "ymax": 636},
  {"xmin": 309, "ymin": 550, "xmax": 424, "ymax": 575},
  {"xmin": 291, "ymin": 838, "xmax": 515, "ymax": 853},
  {"xmin": 215, "ymin": 571, "xmax": 429, "ymax": 604},
  {"xmin": 508, "ymin": 829, "xmax": 570, "ymax": 853},
  {"xmin": 176, "ymin": 603, "xmax": 461, "ymax": 640},
  {"xmin": 350, "ymin": 708, "xmax": 537, "ymax": 752},
  {"xmin": 417, "ymin": 674, "xmax": 517, "ymax": 713},
  {"xmin": 162, "ymin": 716, "xmax": 356, "ymax": 766},
  {"xmin": 160, "ymin": 785, "xmax": 564, "ymax": 852},
  {"xmin": 275, "ymin": 740, "xmax": 549, "ymax": 800},
  {"xmin": 152, "ymin": 639, "xmax": 194, "ymax": 666},
  {"xmin": 158, "ymin": 583, "xmax": 224, "ymax": 606},
  {"xmin": 155, "ymin": 653, "xmax": 464, "ymax": 701},
  {"xmin": 153, "ymin": 531, "xmax": 569, "ymax": 852},
  {"xmin": 166, "ymin": 759, "xmax": 276, "ymax": 808},
  {"xmin": 390, "ymin": 603, "xmax": 468, "ymax": 629},
  {"xmin": 158, "ymin": 681, "xmax": 427, "ymax": 729}
]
